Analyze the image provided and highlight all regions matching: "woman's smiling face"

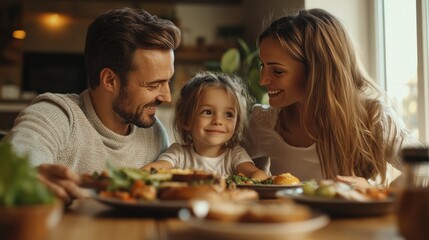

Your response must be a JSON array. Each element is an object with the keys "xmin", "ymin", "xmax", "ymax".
[{"xmin": 258, "ymin": 37, "xmax": 307, "ymax": 108}]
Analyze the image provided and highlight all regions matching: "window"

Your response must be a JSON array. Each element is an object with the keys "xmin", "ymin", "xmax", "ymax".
[
  {"xmin": 377, "ymin": 0, "xmax": 429, "ymax": 144},
  {"xmin": 416, "ymin": 0, "xmax": 429, "ymax": 144}
]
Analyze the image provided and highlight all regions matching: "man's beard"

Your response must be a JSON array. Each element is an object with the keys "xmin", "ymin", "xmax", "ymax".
[{"xmin": 112, "ymin": 89, "xmax": 160, "ymax": 128}]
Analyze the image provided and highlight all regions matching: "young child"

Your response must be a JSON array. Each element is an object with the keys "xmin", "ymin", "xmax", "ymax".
[{"xmin": 143, "ymin": 71, "xmax": 268, "ymax": 180}]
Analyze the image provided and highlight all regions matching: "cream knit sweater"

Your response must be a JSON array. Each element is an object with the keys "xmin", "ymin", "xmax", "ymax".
[{"xmin": 5, "ymin": 90, "xmax": 169, "ymax": 174}]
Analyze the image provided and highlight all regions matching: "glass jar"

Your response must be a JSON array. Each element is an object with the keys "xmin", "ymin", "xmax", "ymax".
[{"xmin": 397, "ymin": 147, "xmax": 429, "ymax": 240}]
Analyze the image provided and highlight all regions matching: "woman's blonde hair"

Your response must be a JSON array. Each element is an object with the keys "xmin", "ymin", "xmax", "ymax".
[
  {"xmin": 174, "ymin": 71, "xmax": 253, "ymax": 148},
  {"xmin": 258, "ymin": 8, "xmax": 409, "ymax": 183}
]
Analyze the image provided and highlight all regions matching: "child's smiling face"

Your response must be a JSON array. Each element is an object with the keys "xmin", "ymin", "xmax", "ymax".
[{"xmin": 185, "ymin": 86, "xmax": 238, "ymax": 157}]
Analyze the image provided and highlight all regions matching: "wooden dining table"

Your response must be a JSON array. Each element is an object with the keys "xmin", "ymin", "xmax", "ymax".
[{"xmin": 48, "ymin": 198, "xmax": 405, "ymax": 240}]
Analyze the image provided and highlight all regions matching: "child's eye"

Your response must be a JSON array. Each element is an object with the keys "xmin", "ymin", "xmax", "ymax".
[
  {"xmin": 225, "ymin": 112, "xmax": 235, "ymax": 119},
  {"xmin": 201, "ymin": 110, "xmax": 213, "ymax": 116}
]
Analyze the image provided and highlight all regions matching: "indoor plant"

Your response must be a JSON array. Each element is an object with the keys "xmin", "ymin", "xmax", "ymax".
[
  {"xmin": 219, "ymin": 39, "xmax": 268, "ymax": 104},
  {"xmin": 0, "ymin": 141, "xmax": 62, "ymax": 240}
]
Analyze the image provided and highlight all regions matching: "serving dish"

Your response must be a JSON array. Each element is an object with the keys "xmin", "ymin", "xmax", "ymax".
[
  {"xmin": 178, "ymin": 207, "xmax": 329, "ymax": 239},
  {"xmin": 236, "ymin": 183, "xmax": 304, "ymax": 199},
  {"xmin": 276, "ymin": 188, "xmax": 397, "ymax": 217},
  {"xmin": 93, "ymin": 194, "xmax": 190, "ymax": 215}
]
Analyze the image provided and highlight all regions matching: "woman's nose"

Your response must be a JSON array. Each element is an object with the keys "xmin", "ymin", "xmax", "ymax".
[{"xmin": 259, "ymin": 70, "xmax": 270, "ymax": 86}]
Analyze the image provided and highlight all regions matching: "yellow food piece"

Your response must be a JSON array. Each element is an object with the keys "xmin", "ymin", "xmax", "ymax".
[{"xmin": 273, "ymin": 173, "xmax": 300, "ymax": 185}]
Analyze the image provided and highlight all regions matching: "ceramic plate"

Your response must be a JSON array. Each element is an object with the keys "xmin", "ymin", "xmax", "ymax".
[
  {"xmin": 178, "ymin": 208, "xmax": 329, "ymax": 239},
  {"xmin": 276, "ymin": 188, "xmax": 396, "ymax": 217},
  {"xmin": 236, "ymin": 183, "xmax": 304, "ymax": 199},
  {"xmin": 93, "ymin": 195, "xmax": 190, "ymax": 214}
]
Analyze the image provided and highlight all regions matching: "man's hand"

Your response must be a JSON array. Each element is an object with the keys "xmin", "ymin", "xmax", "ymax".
[{"xmin": 37, "ymin": 164, "xmax": 91, "ymax": 203}]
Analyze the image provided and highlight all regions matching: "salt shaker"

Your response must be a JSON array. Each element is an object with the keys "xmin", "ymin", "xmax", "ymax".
[{"xmin": 397, "ymin": 147, "xmax": 429, "ymax": 240}]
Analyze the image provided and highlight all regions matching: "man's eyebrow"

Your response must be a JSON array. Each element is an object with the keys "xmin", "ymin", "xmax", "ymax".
[{"xmin": 146, "ymin": 79, "xmax": 169, "ymax": 85}]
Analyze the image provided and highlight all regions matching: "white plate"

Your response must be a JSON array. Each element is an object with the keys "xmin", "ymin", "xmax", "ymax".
[
  {"xmin": 276, "ymin": 188, "xmax": 396, "ymax": 217},
  {"xmin": 236, "ymin": 183, "xmax": 304, "ymax": 199},
  {"xmin": 178, "ymin": 208, "xmax": 329, "ymax": 239}
]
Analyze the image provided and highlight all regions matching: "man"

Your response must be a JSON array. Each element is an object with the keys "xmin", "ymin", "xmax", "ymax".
[{"xmin": 3, "ymin": 7, "xmax": 181, "ymax": 202}]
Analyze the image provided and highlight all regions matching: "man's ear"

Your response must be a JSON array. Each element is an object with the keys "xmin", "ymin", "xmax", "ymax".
[{"xmin": 99, "ymin": 68, "xmax": 119, "ymax": 92}]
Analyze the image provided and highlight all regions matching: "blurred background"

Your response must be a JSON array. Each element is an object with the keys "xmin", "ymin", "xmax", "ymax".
[
  {"xmin": 1, "ymin": 0, "xmax": 426, "ymax": 144},
  {"xmin": 0, "ymin": 0, "xmax": 305, "ymax": 97}
]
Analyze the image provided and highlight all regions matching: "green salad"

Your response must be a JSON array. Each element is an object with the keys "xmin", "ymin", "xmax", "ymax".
[
  {"xmin": 226, "ymin": 174, "xmax": 273, "ymax": 186},
  {"xmin": 0, "ymin": 141, "xmax": 55, "ymax": 206},
  {"xmin": 88, "ymin": 161, "xmax": 173, "ymax": 192}
]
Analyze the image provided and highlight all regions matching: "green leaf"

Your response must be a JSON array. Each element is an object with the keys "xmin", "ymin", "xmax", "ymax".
[
  {"xmin": 243, "ymin": 51, "xmax": 258, "ymax": 73},
  {"xmin": 0, "ymin": 141, "xmax": 55, "ymax": 206},
  {"xmin": 106, "ymin": 160, "xmax": 132, "ymax": 191},
  {"xmin": 220, "ymin": 48, "xmax": 240, "ymax": 73},
  {"xmin": 210, "ymin": 38, "xmax": 267, "ymax": 103},
  {"xmin": 237, "ymin": 38, "xmax": 251, "ymax": 56},
  {"xmin": 122, "ymin": 168, "xmax": 148, "ymax": 180}
]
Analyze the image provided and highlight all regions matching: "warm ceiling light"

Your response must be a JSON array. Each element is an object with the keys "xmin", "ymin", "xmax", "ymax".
[
  {"xmin": 12, "ymin": 30, "xmax": 26, "ymax": 40},
  {"xmin": 41, "ymin": 13, "xmax": 68, "ymax": 29}
]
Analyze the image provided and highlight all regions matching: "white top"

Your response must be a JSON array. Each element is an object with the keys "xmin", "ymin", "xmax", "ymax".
[
  {"xmin": 157, "ymin": 143, "xmax": 254, "ymax": 177},
  {"xmin": 244, "ymin": 104, "xmax": 402, "ymax": 185},
  {"xmin": 4, "ymin": 90, "xmax": 170, "ymax": 174}
]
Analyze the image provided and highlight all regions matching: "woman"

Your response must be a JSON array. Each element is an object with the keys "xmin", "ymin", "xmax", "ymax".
[{"xmin": 244, "ymin": 8, "xmax": 419, "ymax": 187}]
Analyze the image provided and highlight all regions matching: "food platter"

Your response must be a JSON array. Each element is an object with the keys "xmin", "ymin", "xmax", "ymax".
[
  {"xmin": 236, "ymin": 183, "xmax": 304, "ymax": 199},
  {"xmin": 276, "ymin": 188, "xmax": 396, "ymax": 217},
  {"xmin": 178, "ymin": 208, "xmax": 329, "ymax": 239},
  {"xmin": 93, "ymin": 194, "xmax": 190, "ymax": 215}
]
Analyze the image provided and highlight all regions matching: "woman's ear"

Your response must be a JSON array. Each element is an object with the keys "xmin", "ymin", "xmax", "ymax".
[{"xmin": 99, "ymin": 68, "xmax": 119, "ymax": 93}]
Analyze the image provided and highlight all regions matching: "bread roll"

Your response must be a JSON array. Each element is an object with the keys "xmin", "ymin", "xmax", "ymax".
[
  {"xmin": 241, "ymin": 200, "xmax": 311, "ymax": 223},
  {"xmin": 206, "ymin": 201, "xmax": 248, "ymax": 221},
  {"xmin": 273, "ymin": 173, "xmax": 301, "ymax": 185},
  {"xmin": 220, "ymin": 188, "xmax": 259, "ymax": 202},
  {"xmin": 204, "ymin": 199, "xmax": 311, "ymax": 223}
]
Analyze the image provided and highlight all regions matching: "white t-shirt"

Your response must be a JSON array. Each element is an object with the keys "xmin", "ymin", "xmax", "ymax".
[
  {"xmin": 243, "ymin": 105, "xmax": 322, "ymax": 180},
  {"xmin": 157, "ymin": 143, "xmax": 254, "ymax": 177},
  {"xmin": 244, "ymin": 104, "xmax": 402, "ymax": 185}
]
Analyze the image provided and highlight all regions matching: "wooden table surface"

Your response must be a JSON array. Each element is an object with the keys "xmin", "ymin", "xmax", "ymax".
[{"xmin": 49, "ymin": 199, "xmax": 405, "ymax": 240}]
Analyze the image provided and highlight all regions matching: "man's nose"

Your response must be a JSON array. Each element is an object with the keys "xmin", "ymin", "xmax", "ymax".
[{"xmin": 158, "ymin": 84, "xmax": 172, "ymax": 103}]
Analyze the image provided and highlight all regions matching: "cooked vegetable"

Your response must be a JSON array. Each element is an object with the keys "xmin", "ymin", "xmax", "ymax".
[
  {"xmin": 302, "ymin": 180, "xmax": 318, "ymax": 195},
  {"xmin": 87, "ymin": 164, "xmax": 226, "ymax": 202},
  {"xmin": 302, "ymin": 179, "xmax": 388, "ymax": 201},
  {"xmin": 102, "ymin": 161, "xmax": 172, "ymax": 191},
  {"xmin": 226, "ymin": 174, "xmax": 287, "ymax": 186}
]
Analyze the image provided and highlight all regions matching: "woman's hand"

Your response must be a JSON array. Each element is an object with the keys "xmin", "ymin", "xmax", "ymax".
[
  {"xmin": 37, "ymin": 164, "xmax": 91, "ymax": 204},
  {"xmin": 335, "ymin": 175, "xmax": 371, "ymax": 188}
]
